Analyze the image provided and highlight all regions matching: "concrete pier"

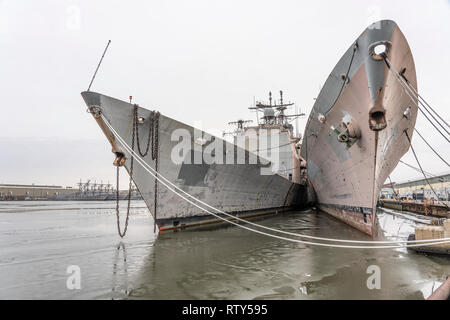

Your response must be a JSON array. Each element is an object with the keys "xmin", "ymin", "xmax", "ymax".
[
  {"xmin": 379, "ymin": 199, "xmax": 449, "ymax": 218},
  {"xmin": 410, "ymin": 219, "xmax": 450, "ymax": 255}
]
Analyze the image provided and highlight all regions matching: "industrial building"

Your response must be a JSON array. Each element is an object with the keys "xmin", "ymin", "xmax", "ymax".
[
  {"xmin": 381, "ymin": 173, "xmax": 450, "ymax": 201},
  {"xmin": 0, "ymin": 184, "xmax": 77, "ymax": 200},
  {"xmin": 0, "ymin": 180, "xmax": 139, "ymax": 201}
]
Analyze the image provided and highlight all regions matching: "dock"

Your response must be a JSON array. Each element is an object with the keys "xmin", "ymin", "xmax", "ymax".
[
  {"xmin": 379, "ymin": 199, "xmax": 449, "ymax": 218},
  {"xmin": 408, "ymin": 219, "xmax": 450, "ymax": 256}
]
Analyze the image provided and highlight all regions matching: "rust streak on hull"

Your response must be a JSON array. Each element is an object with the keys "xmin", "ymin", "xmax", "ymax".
[{"xmin": 302, "ymin": 20, "xmax": 418, "ymax": 236}]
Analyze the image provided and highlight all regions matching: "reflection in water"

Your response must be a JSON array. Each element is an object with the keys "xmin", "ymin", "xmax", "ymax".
[
  {"xmin": 0, "ymin": 201, "xmax": 449, "ymax": 299},
  {"xmin": 112, "ymin": 242, "xmax": 128, "ymax": 298},
  {"xmin": 134, "ymin": 208, "xmax": 449, "ymax": 300}
]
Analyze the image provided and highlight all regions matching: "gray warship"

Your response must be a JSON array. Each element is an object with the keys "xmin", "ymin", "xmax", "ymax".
[
  {"xmin": 81, "ymin": 90, "xmax": 310, "ymax": 231},
  {"xmin": 81, "ymin": 19, "xmax": 418, "ymax": 236},
  {"xmin": 301, "ymin": 20, "xmax": 418, "ymax": 236}
]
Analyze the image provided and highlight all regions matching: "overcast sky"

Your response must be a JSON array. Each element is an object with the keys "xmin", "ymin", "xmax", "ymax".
[{"xmin": 0, "ymin": 0, "xmax": 449, "ymax": 188}]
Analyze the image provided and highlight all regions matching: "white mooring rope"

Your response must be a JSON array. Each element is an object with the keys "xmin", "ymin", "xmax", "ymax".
[
  {"xmin": 384, "ymin": 56, "xmax": 450, "ymax": 143},
  {"xmin": 101, "ymin": 114, "xmax": 450, "ymax": 249}
]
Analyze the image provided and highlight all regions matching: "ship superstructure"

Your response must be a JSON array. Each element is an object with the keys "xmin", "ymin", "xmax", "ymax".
[{"xmin": 225, "ymin": 91, "xmax": 307, "ymax": 185}]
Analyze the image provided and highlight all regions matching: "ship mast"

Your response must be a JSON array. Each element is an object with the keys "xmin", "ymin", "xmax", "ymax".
[
  {"xmin": 248, "ymin": 91, "xmax": 305, "ymax": 133},
  {"xmin": 223, "ymin": 119, "xmax": 253, "ymax": 137},
  {"xmin": 225, "ymin": 91, "xmax": 305, "ymax": 138}
]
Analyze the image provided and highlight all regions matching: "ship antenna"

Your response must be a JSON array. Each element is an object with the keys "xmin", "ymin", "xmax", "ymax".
[
  {"xmin": 254, "ymin": 95, "xmax": 259, "ymax": 125},
  {"xmin": 87, "ymin": 40, "xmax": 111, "ymax": 91},
  {"xmin": 269, "ymin": 91, "xmax": 272, "ymax": 106}
]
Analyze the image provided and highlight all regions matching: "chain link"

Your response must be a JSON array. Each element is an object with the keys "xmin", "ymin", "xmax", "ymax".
[{"xmin": 115, "ymin": 104, "xmax": 159, "ymax": 237}]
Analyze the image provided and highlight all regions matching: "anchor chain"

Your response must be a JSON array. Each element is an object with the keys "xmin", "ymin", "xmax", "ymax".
[
  {"xmin": 114, "ymin": 105, "xmax": 160, "ymax": 237},
  {"xmin": 135, "ymin": 106, "xmax": 160, "ymax": 159},
  {"xmin": 115, "ymin": 110, "xmax": 136, "ymax": 237}
]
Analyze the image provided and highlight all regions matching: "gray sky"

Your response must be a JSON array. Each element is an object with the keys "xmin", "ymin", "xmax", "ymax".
[{"xmin": 0, "ymin": 0, "xmax": 449, "ymax": 188}]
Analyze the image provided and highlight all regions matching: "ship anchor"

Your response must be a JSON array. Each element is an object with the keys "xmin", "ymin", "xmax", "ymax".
[{"xmin": 329, "ymin": 118, "xmax": 361, "ymax": 149}]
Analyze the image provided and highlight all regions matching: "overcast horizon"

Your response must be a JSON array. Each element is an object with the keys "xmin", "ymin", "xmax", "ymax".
[{"xmin": 1, "ymin": 0, "xmax": 449, "ymax": 189}]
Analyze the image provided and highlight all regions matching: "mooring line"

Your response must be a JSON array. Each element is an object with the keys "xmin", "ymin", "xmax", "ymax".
[
  {"xmin": 404, "ymin": 130, "xmax": 449, "ymax": 209},
  {"xmin": 382, "ymin": 55, "xmax": 449, "ymax": 208},
  {"xmin": 103, "ymin": 115, "xmax": 450, "ymax": 247},
  {"xmin": 399, "ymin": 67, "xmax": 450, "ymax": 129},
  {"xmin": 382, "ymin": 55, "xmax": 450, "ymax": 143},
  {"xmin": 101, "ymin": 115, "xmax": 450, "ymax": 248},
  {"xmin": 412, "ymin": 128, "xmax": 450, "ymax": 168}
]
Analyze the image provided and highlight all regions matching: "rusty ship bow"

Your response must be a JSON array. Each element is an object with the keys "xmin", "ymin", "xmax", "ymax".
[{"xmin": 301, "ymin": 20, "xmax": 418, "ymax": 236}]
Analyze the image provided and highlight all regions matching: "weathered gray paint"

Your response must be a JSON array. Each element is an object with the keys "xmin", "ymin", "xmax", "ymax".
[
  {"xmin": 81, "ymin": 91, "xmax": 308, "ymax": 229},
  {"xmin": 301, "ymin": 20, "xmax": 396, "ymax": 159}
]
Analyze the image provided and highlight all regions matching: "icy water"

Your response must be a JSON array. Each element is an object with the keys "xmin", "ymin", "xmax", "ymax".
[{"xmin": 0, "ymin": 201, "xmax": 449, "ymax": 300}]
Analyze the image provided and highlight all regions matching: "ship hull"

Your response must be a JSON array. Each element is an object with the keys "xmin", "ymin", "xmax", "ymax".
[
  {"xmin": 301, "ymin": 20, "xmax": 417, "ymax": 236},
  {"xmin": 81, "ymin": 92, "xmax": 308, "ymax": 231}
]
